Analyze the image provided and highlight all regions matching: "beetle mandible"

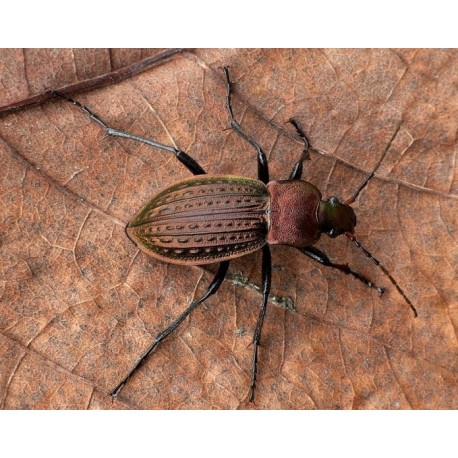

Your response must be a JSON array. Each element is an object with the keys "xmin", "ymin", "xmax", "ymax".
[{"xmin": 54, "ymin": 67, "xmax": 418, "ymax": 403}]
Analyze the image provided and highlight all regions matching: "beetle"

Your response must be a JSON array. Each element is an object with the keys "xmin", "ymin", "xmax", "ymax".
[{"xmin": 54, "ymin": 67, "xmax": 417, "ymax": 402}]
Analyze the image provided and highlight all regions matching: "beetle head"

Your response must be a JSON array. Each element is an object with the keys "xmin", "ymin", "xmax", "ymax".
[{"xmin": 318, "ymin": 196, "xmax": 356, "ymax": 238}]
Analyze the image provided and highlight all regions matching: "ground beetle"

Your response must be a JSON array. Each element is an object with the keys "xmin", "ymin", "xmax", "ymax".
[{"xmin": 54, "ymin": 67, "xmax": 418, "ymax": 403}]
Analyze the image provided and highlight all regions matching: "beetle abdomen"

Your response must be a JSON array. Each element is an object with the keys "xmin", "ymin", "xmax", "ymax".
[{"xmin": 127, "ymin": 175, "xmax": 269, "ymax": 265}]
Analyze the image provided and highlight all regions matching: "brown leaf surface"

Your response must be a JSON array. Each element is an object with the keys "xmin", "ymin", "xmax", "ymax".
[{"xmin": 0, "ymin": 49, "xmax": 457, "ymax": 410}]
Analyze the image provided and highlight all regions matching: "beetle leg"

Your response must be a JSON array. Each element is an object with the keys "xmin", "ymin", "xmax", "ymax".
[
  {"xmin": 249, "ymin": 245, "xmax": 272, "ymax": 403},
  {"xmin": 223, "ymin": 67, "xmax": 270, "ymax": 184},
  {"xmin": 298, "ymin": 246, "xmax": 384, "ymax": 294},
  {"xmin": 110, "ymin": 261, "xmax": 230, "ymax": 398},
  {"xmin": 288, "ymin": 119, "xmax": 311, "ymax": 180},
  {"xmin": 53, "ymin": 91, "xmax": 206, "ymax": 175}
]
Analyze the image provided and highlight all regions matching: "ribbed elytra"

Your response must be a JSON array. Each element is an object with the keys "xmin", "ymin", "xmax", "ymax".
[
  {"xmin": 127, "ymin": 175, "xmax": 269, "ymax": 265},
  {"xmin": 54, "ymin": 66, "xmax": 418, "ymax": 404}
]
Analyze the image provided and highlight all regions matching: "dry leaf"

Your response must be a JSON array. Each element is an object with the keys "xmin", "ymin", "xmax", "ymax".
[{"xmin": 0, "ymin": 48, "xmax": 456, "ymax": 409}]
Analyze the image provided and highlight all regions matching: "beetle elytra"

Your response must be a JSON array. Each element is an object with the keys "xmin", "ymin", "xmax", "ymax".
[{"xmin": 54, "ymin": 67, "xmax": 418, "ymax": 403}]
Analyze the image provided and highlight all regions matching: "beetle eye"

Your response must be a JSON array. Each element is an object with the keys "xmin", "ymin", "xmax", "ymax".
[{"xmin": 329, "ymin": 196, "xmax": 339, "ymax": 205}]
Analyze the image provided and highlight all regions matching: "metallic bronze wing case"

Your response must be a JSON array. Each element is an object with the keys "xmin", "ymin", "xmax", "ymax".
[{"xmin": 127, "ymin": 175, "xmax": 270, "ymax": 265}]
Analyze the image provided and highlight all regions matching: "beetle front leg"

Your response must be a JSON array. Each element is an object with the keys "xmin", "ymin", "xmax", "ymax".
[
  {"xmin": 249, "ymin": 245, "xmax": 272, "ymax": 403},
  {"xmin": 223, "ymin": 67, "xmax": 270, "ymax": 184},
  {"xmin": 298, "ymin": 246, "xmax": 384, "ymax": 294},
  {"xmin": 288, "ymin": 119, "xmax": 311, "ymax": 180},
  {"xmin": 53, "ymin": 91, "xmax": 206, "ymax": 176},
  {"xmin": 111, "ymin": 261, "xmax": 230, "ymax": 398}
]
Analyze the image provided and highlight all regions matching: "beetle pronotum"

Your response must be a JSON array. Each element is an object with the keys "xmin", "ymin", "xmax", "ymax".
[{"xmin": 54, "ymin": 67, "xmax": 418, "ymax": 402}]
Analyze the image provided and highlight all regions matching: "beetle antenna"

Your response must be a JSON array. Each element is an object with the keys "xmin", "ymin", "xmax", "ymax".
[
  {"xmin": 344, "ymin": 172, "xmax": 374, "ymax": 205},
  {"xmin": 345, "ymin": 233, "xmax": 418, "ymax": 317},
  {"xmin": 345, "ymin": 123, "xmax": 401, "ymax": 205}
]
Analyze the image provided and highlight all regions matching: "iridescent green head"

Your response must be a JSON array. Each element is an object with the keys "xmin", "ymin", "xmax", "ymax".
[{"xmin": 318, "ymin": 196, "xmax": 357, "ymax": 238}]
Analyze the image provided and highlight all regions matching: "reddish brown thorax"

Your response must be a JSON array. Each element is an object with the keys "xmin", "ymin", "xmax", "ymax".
[{"xmin": 267, "ymin": 180, "xmax": 322, "ymax": 247}]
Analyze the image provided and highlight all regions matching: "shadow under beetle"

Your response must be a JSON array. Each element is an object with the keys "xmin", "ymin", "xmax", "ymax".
[{"xmin": 54, "ymin": 67, "xmax": 418, "ymax": 403}]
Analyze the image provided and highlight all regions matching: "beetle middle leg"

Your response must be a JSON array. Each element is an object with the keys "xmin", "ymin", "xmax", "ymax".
[
  {"xmin": 223, "ymin": 67, "xmax": 270, "ymax": 184},
  {"xmin": 249, "ymin": 244, "xmax": 272, "ymax": 402},
  {"xmin": 53, "ymin": 91, "xmax": 206, "ymax": 176},
  {"xmin": 298, "ymin": 246, "xmax": 384, "ymax": 294},
  {"xmin": 110, "ymin": 260, "xmax": 230, "ymax": 398}
]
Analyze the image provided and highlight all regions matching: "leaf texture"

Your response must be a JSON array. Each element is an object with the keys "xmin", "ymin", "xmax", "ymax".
[{"xmin": 0, "ymin": 48, "xmax": 457, "ymax": 409}]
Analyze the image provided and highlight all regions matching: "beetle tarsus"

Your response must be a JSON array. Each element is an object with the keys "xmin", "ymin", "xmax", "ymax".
[
  {"xmin": 110, "ymin": 384, "xmax": 123, "ymax": 399},
  {"xmin": 248, "ymin": 386, "xmax": 256, "ymax": 403}
]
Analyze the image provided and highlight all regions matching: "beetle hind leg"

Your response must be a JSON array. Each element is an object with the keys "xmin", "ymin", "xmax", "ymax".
[
  {"xmin": 248, "ymin": 245, "xmax": 272, "ymax": 403},
  {"xmin": 110, "ymin": 261, "xmax": 230, "ymax": 398},
  {"xmin": 53, "ymin": 91, "xmax": 206, "ymax": 175}
]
